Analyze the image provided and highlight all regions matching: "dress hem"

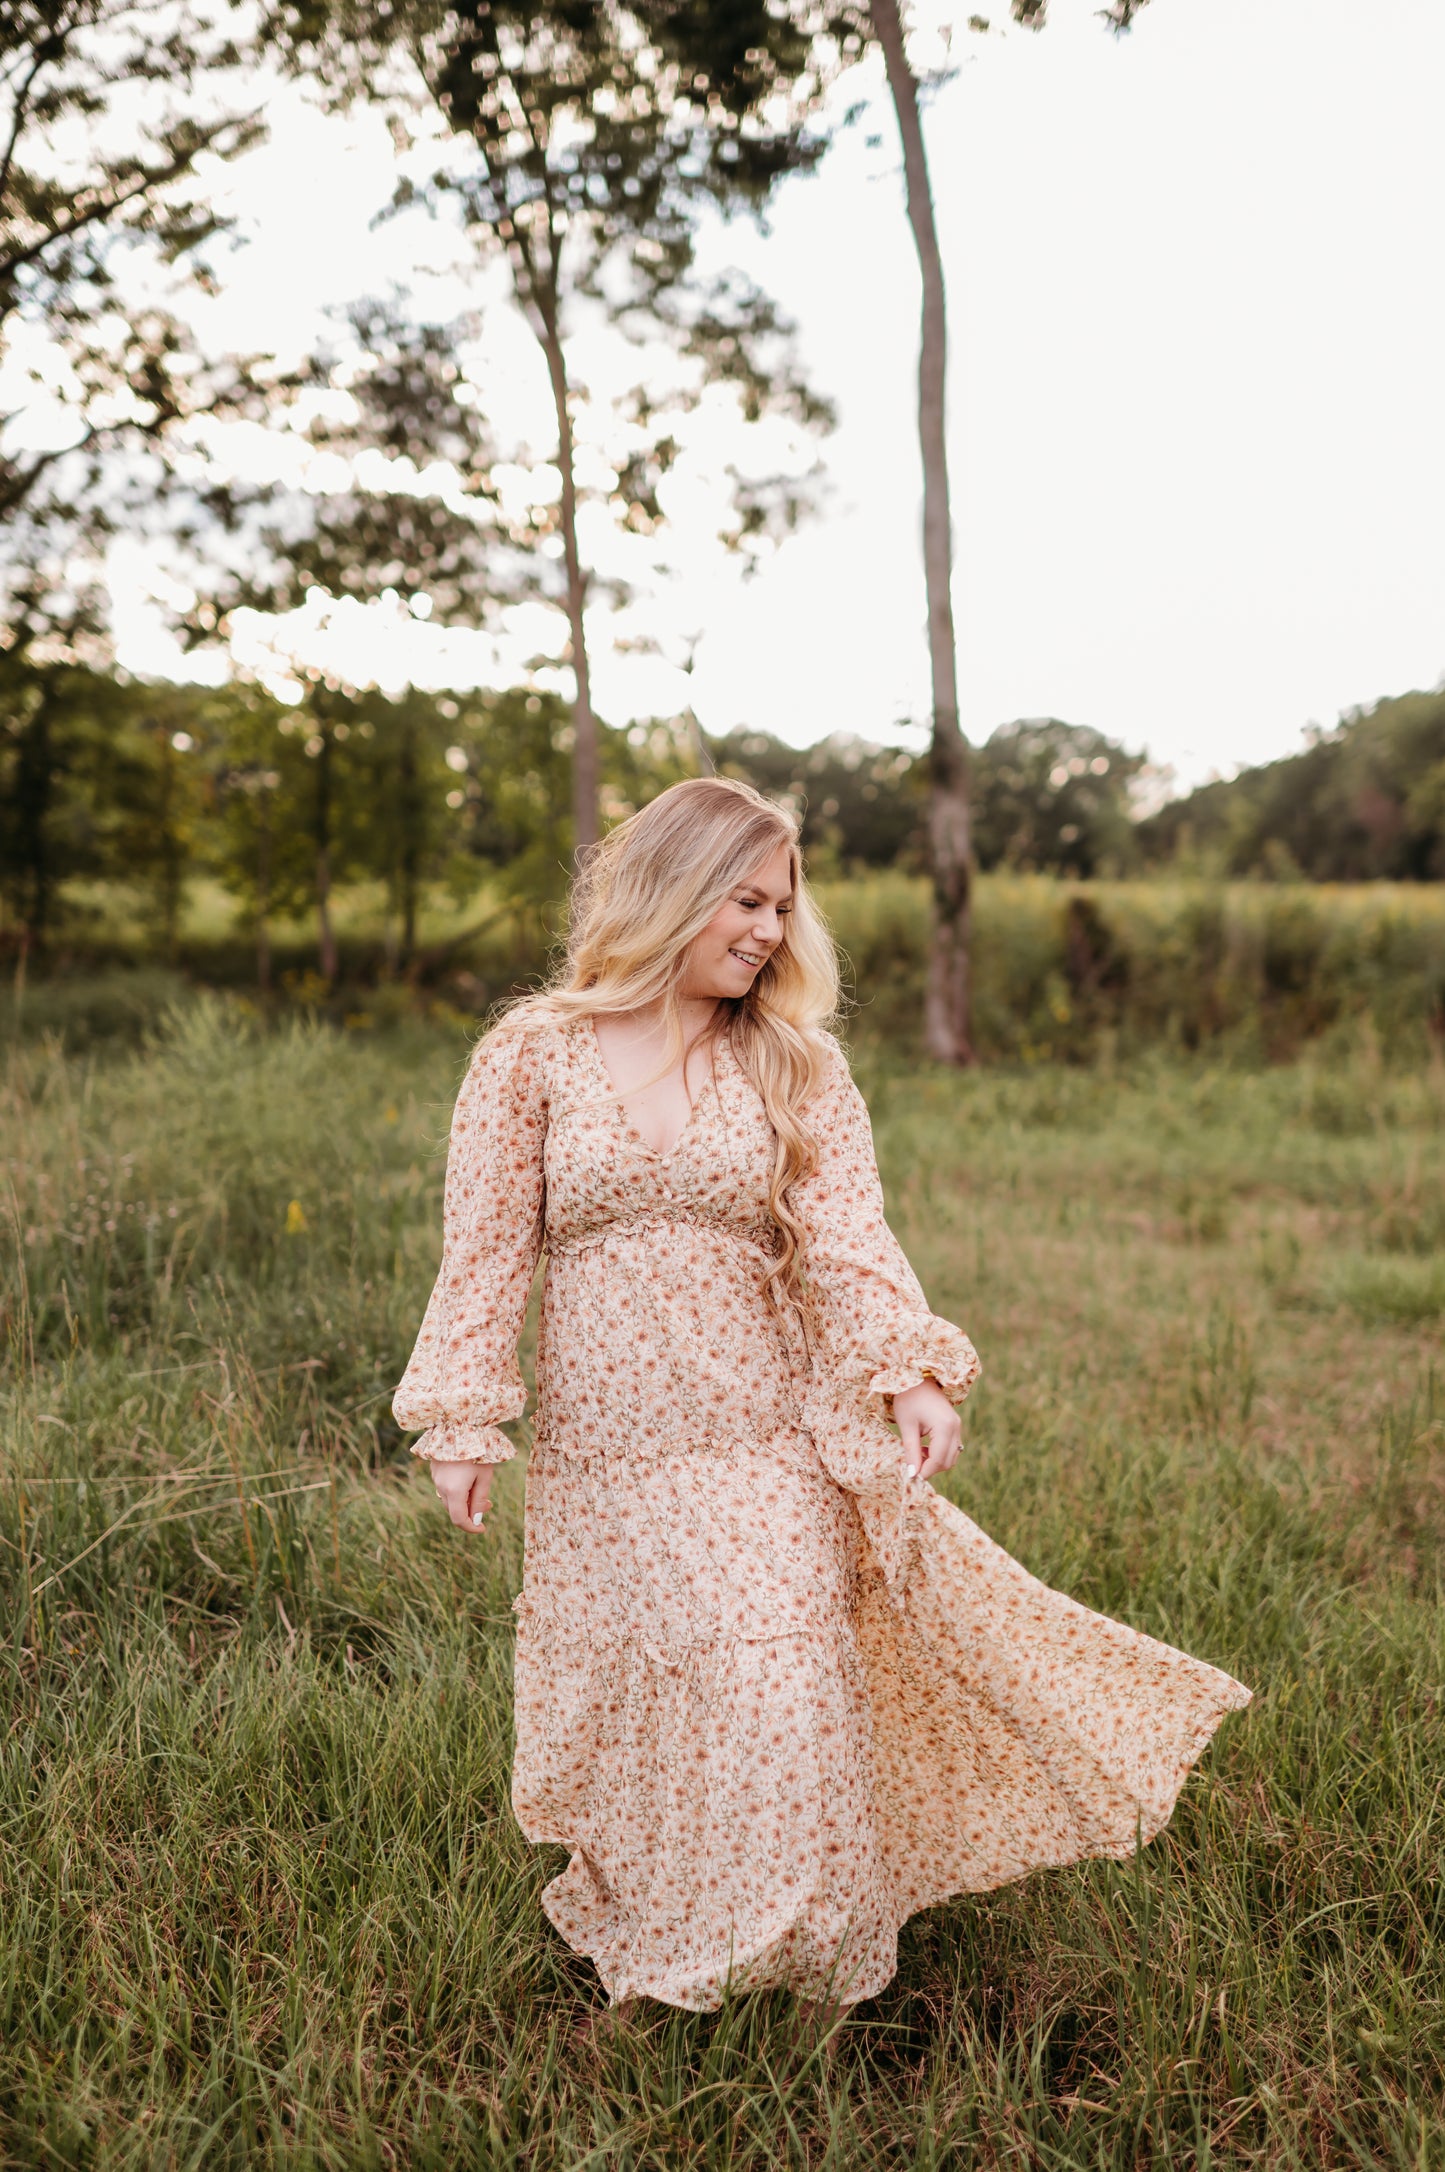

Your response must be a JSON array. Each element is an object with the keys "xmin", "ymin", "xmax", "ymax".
[{"xmin": 525, "ymin": 1673, "xmax": 1252, "ymax": 2015}]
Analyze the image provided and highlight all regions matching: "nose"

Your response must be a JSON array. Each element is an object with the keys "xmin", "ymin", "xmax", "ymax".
[{"xmin": 749, "ymin": 907, "xmax": 782, "ymax": 947}]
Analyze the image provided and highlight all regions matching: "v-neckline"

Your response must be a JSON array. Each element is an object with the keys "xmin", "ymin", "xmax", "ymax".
[{"xmin": 585, "ymin": 1015, "xmax": 721, "ymax": 1166}]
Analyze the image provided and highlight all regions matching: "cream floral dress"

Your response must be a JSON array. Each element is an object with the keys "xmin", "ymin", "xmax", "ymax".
[{"xmin": 394, "ymin": 1013, "xmax": 1250, "ymax": 2012}]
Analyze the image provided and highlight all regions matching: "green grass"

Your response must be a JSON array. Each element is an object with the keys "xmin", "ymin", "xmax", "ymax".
[
  {"xmin": 2, "ymin": 1002, "xmax": 1443, "ymax": 2168},
  {"xmin": 11, "ymin": 867, "xmax": 1445, "ymax": 1062}
]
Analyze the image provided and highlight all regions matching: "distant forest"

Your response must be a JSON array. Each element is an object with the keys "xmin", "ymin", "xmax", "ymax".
[
  {"xmin": 3, "ymin": 667, "xmax": 1443, "ymax": 967},
  {"xmin": 1134, "ymin": 687, "xmax": 1445, "ymax": 882},
  {"xmin": 730, "ymin": 684, "xmax": 1445, "ymax": 884}
]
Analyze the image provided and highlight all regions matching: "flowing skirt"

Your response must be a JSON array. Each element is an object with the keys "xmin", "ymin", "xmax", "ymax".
[{"xmin": 510, "ymin": 1405, "xmax": 1251, "ymax": 2012}]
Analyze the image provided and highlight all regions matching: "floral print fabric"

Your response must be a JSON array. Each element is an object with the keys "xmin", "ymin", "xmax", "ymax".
[{"xmin": 394, "ymin": 1016, "xmax": 1250, "ymax": 2010}]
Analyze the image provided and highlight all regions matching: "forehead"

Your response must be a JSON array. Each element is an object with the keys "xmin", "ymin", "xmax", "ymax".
[{"xmin": 733, "ymin": 841, "xmax": 794, "ymax": 896}]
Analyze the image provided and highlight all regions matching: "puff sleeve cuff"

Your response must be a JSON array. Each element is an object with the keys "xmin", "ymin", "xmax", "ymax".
[
  {"xmin": 406, "ymin": 1420, "xmax": 518, "ymax": 1467},
  {"xmin": 866, "ymin": 1326, "xmax": 983, "ymax": 1410},
  {"xmin": 392, "ymin": 1020, "xmax": 548, "ymax": 1467}
]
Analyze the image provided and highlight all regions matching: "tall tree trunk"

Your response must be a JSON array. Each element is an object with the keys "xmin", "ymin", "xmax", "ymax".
[
  {"xmin": 155, "ymin": 725, "xmax": 181, "ymax": 964},
  {"xmin": 871, "ymin": 0, "xmax": 975, "ymax": 1065},
  {"xmin": 398, "ymin": 714, "xmax": 420, "ymax": 962},
  {"xmin": 255, "ymin": 786, "xmax": 272, "ymax": 998},
  {"xmin": 534, "ymin": 277, "xmax": 599, "ymax": 867},
  {"xmin": 314, "ymin": 723, "xmax": 337, "ymax": 984},
  {"xmin": 15, "ymin": 697, "xmax": 53, "ymax": 959},
  {"xmin": 317, "ymin": 843, "xmax": 336, "ymax": 984}
]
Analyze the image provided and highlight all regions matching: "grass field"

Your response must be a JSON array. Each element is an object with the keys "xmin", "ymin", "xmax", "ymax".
[
  {"xmin": 2, "ymin": 1001, "xmax": 1443, "ymax": 2168},
  {"xmin": 11, "ymin": 867, "xmax": 1445, "ymax": 1066}
]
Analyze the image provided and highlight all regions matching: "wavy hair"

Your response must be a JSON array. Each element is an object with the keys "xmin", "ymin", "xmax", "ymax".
[{"xmin": 502, "ymin": 775, "xmax": 841, "ymax": 1304}]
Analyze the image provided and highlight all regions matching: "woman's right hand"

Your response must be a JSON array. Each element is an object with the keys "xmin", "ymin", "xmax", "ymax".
[{"xmin": 429, "ymin": 1458, "xmax": 494, "ymax": 1533}]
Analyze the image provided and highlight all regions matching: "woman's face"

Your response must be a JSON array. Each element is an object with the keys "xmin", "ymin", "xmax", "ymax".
[{"xmin": 681, "ymin": 841, "xmax": 795, "ymax": 1003}]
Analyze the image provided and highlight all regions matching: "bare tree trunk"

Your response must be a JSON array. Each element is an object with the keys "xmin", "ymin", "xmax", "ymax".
[
  {"xmin": 398, "ymin": 714, "xmax": 420, "ymax": 962},
  {"xmin": 314, "ymin": 724, "xmax": 337, "ymax": 985},
  {"xmin": 155, "ymin": 725, "xmax": 182, "ymax": 964},
  {"xmin": 255, "ymin": 787, "xmax": 271, "ymax": 998},
  {"xmin": 15, "ymin": 695, "xmax": 53, "ymax": 962},
  {"xmin": 871, "ymin": 0, "xmax": 974, "ymax": 1065},
  {"xmin": 316, "ymin": 846, "xmax": 336, "ymax": 984},
  {"xmin": 536, "ymin": 290, "xmax": 599, "ymax": 866}
]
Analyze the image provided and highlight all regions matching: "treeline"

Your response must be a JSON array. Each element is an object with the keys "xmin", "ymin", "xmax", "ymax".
[
  {"xmin": 0, "ymin": 666, "xmax": 669, "ymax": 980},
  {"xmin": 8, "ymin": 665, "xmax": 1445, "ymax": 993},
  {"xmin": 1, "ymin": 664, "xmax": 1163, "ymax": 976},
  {"xmin": 1138, "ymin": 687, "xmax": 1445, "ymax": 880}
]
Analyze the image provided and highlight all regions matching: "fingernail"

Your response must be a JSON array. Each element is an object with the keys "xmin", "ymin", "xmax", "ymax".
[{"xmin": 472, "ymin": 1511, "xmax": 484, "ymax": 1526}]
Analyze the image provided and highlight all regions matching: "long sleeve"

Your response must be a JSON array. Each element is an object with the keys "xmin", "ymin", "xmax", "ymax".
[
  {"xmin": 393, "ymin": 1021, "xmax": 548, "ymax": 1464},
  {"xmin": 793, "ymin": 1041, "xmax": 981, "ymax": 1417}
]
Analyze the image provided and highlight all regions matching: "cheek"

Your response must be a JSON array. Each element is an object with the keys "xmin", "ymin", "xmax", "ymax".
[{"xmin": 704, "ymin": 910, "xmax": 745, "ymax": 951}]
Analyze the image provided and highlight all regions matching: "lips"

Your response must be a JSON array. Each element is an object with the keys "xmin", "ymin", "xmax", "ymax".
[{"xmin": 729, "ymin": 949, "xmax": 766, "ymax": 969}]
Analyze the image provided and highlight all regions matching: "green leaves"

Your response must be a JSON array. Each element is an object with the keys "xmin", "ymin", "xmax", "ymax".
[{"xmin": 0, "ymin": 1, "xmax": 272, "ymax": 654}]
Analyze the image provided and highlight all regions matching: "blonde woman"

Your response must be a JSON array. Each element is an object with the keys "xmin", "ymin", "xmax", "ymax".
[{"xmin": 394, "ymin": 776, "xmax": 1249, "ymax": 2015}]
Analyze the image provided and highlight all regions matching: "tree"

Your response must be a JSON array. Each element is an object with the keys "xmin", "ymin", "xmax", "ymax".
[
  {"xmin": 213, "ymin": 679, "xmax": 520, "ymax": 994},
  {"xmin": 864, "ymin": 0, "xmax": 972, "ymax": 1060},
  {"xmin": 971, "ymin": 718, "xmax": 1144, "ymax": 876},
  {"xmin": 0, "ymin": 660, "xmax": 214, "ymax": 958},
  {"xmin": 266, "ymin": 0, "xmax": 833, "ymax": 861},
  {"xmin": 1137, "ymin": 688, "xmax": 1445, "ymax": 882},
  {"xmin": 207, "ymin": 686, "xmax": 293, "ymax": 995},
  {"xmin": 707, "ymin": 723, "xmax": 926, "ymax": 871},
  {"xmin": 0, "ymin": 0, "xmax": 267, "ymax": 655},
  {"xmin": 846, "ymin": 0, "xmax": 1152, "ymax": 1059}
]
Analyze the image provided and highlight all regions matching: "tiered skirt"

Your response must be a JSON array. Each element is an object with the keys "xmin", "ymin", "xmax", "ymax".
[{"xmin": 509, "ymin": 1393, "xmax": 1251, "ymax": 2011}]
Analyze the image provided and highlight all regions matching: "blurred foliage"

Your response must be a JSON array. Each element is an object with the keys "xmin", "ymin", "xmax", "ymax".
[
  {"xmin": 1140, "ymin": 687, "xmax": 1445, "ymax": 880},
  {"xmin": 7, "ymin": 663, "xmax": 1445, "ymax": 1066},
  {"xmin": 706, "ymin": 725, "xmax": 925, "ymax": 872},
  {"xmin": 0, "ymin": 661, "xmax": 692, "ymax": 972},
  {"xmin": 970, "ymin": 718, "xmax": 1146, "ymax": 876},
  {"xmin": 0, "ymin": 0, "xmax": 281, "ymax": 665},
  {"xmin": 707, "ymin": 715, "xmax": 1147, "ymax": 876}
]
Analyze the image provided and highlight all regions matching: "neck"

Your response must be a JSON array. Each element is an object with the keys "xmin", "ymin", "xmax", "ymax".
[{"xmin": 631, "ymin": 991, "xmax": 721, "ymax": 1045}]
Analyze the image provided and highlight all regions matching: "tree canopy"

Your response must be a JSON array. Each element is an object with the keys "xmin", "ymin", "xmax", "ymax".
[
  {"xmin": 0, "ymin": 0, "xmax": 267, "ymax": 655},
  {"xmin": 1138, "ymin": 689, "xmax": 1445, "ymax": 882}
]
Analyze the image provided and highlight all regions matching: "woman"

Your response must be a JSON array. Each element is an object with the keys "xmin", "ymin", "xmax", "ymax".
[{"xmin": 394, "ymin": 776, "xmax": 1249, "ymax": 2014}]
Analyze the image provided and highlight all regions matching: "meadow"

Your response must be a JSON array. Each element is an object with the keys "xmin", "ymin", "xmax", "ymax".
[
  {"xmin": 1, "ymin": 991, "xmax": 1443, "ymax": 2168},
  {"xmin": 11, "ymin": 869, "xmax": 1445, "ymax": 1068}
]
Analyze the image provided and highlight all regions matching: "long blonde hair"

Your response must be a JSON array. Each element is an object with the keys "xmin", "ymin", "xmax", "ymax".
[{"xmin": 504, "ymin": 775, "xmax": 841, "ymax": 1303}]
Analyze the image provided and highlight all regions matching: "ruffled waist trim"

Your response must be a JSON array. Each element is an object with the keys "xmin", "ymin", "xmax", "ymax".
[
  {"xmin": 546, "ymin": 1212, "xmax": 783, "ymax": 1263},
  {"xmin": 529, "ymin": 1416, "xmax": 816, "ymax": 1467}
]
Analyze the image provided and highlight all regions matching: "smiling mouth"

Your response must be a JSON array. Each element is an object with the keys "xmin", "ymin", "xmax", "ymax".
[{"xmin": 729, "ymin": 948, "xmax": 767, "ymax": 969}]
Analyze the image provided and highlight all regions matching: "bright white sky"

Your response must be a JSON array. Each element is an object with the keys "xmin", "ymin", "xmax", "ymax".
[{"xmin": 114, "ymin": 0, "xmax": 1445, "ymax": 790}]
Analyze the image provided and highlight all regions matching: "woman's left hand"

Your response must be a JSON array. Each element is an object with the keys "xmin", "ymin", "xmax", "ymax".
[{"xmin": 891, "ymin": 1378, "xmax": 962, "ymax": 1484}]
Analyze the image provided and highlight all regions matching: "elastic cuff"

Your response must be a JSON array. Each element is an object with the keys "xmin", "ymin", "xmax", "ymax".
[
  {"xmin": 866, "ymin": 1328, "xmax": 982, "ymax": 1414},
  {"xmin": 408, "ymin": 1422, "xmax": 517, "ymax": 1466}
]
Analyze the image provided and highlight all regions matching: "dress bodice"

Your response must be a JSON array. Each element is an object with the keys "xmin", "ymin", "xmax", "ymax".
[
  {"xmin": 540, "ymin": 1020, "xmax": 781, "ymax": 1264},
  {"xmin": 392, "ymin": 1011, "xmax": 981, "ymax": 1468}
]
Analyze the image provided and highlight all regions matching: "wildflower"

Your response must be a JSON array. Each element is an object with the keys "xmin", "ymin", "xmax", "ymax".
[{"xmin": 285, "ymin": 1200, "xmax": 309, "ymax": 1235}]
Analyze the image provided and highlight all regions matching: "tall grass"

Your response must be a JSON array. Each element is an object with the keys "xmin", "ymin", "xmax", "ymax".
[
  {"xmin": 1, "ymin": 1002, "xmax": 1442, "ymax": 2166},
  {"xmin": 821, "ymin": 873, "xmax": 1445, "ymax": 1061},
  {"xmin": 9, "ymin": 872, "xmax": 1445, "ymax": 1063}
]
